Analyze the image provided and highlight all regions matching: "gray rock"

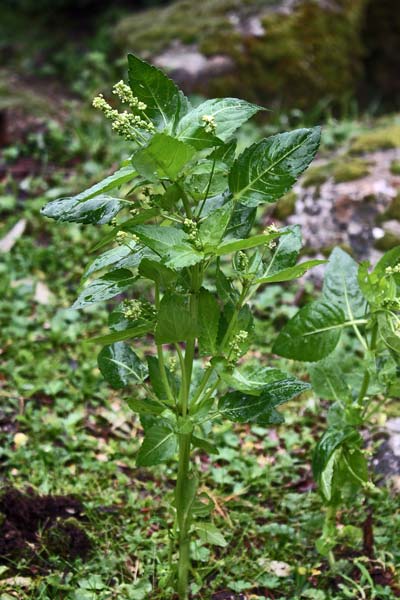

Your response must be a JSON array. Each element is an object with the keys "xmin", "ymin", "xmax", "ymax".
[{"xmin": 373, "ymin": 419, "xmax": 400, "ymax": 481}]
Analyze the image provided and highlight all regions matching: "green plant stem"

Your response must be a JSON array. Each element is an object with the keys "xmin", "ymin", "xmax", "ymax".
[
  {"xmin": 358, "ymin": 322, "xmax": 378, "ymax": 406},
  {"xmin": 155, "ymin": 283, "xmax": 175, "ymax": 405},
  {"xmin": 176, "ymin": 431, "xmax": 192, "ymax": 600}
]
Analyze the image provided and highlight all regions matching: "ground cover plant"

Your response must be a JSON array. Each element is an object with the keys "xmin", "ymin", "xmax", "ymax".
[
  {"xmin": 274, "ymin": 246, "xmax": 400, "ymax": 564},
  {"xmin": 39, "ymin": 53, "xmax": 327, "ymax": 598}
]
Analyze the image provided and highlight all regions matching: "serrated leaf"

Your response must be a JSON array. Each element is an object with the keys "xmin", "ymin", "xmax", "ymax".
[
  {"xmin": 262, "ymin": 225, "xmax": 302, "ymax": 276},
  {"xmin": 72, "ymin": 268, "xmax": 136, "ymax": 309},
  {"xmin": 217, "ymin": 364, "xmax": 295, "ymax": 396},
  {"xmin": 88, "ymin": 322, "xmax": 154, "ymax": 345},
  {"xmin": 312, "ymin": 427, "xmax": 361, "ymax": 481},
  {"xmin": 215, "ymin": 232, "xmax": 281, "ymax": 256},
  {"xmin": 199, "ymin": 202, "xmax": 234, "ymax": 249},
  {"xmin": 224, "ymin": 203, "xmax": 257, "ymax": 240},
  {"xmin": 73, "ymin": 166, "xmax": 137, "ymax": 200},
  {"xmin": 198, "ymin": 289, "xmax": 220, "ymax": 356},
  {"xmin": 309, "ymin": 356, "xmax": 352, "ymax": 402},
  {"xmin": 195, "ymin": 523, "xmax": 227, "ymax": 547},
  {"xmin": 219, "ymin": 377, "xmax": 309, "ymax": 423},
  {"xmin": 155, "ymin": 292, "xmax": 197, "ymax": 344},
  {"xmin": 210, "ymin": 140, "xmax": 237, "ymax": 166},
  {"xmin": 132, "ymin": 133, "xmax": 196, "ymax": 181},
  {"xmin": 186, "ymin": 159, "xmax": 228, "ymax": 200},
  {"xmin": 136, "ymin": 423, "xmax": 177, "ymax": 466},
  {"xmin": 229, "ymin": 127, "xmax": 321, "ymax": 207},
  {"xmin": 132, "ymin": 224, "xmax": 203, "ymax": 268},
  {"xmin": 378, "ymin": 313, "xmax": 400, "ymax": 354},
  {"xmin": 127, "ymin": 396, "xmax": 165, "ymax": 416},
  {"xmin": 128, "ymin": 53, "xmax": 185, "ymax": 129},
  {"xmin": 147, "ymin": 355, "xmax": 179, "ymax": 401},
  {"xmin": 192, "ymin": 436, "xmax": 219, "ymax": 455},
  {"xmin": 256, "ymin": 259, "xmax": 326, "ymax": 284},
  {"xmin": 272, "ymin": 300, "xmax": 345, "ymax": 362},
  {"xmin": 41, "ymin": 194, "xmax": 123, "ymax": 225},
  {"xmin": 323, "ymin": 247, "xmax": 366, "ymax": 319},
  {"xmin": 97, "ymin": 342, "xmax": 147, "ymax": 389},
  {"xmin": 138, "ymin": 258, "xmax": 177, "ymax": 287},
  {"xmin": 177, "ymin": 98, "xmax": 261, "ymax": 144}
]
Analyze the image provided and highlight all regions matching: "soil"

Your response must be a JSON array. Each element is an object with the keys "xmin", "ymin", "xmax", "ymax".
[{"xmin": 0, "ymin": 487, "xmax": 91, "ymax": 573}]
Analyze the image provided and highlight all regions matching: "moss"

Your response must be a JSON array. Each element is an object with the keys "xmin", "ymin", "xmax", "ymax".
[
  {"xmin": 302, "ymin": 163, "xmax": 331, "ymax": 187},
  {"xmin": 390, "ymin": 160, "xmax": 400, "ymax": 175},
  {"xmin": 272, "ymin": 190, "xmax": 297, "ymax": 220},
  {"xmin": 115, "ymin": 0, "xmax": 367, "ymax": 110},
  {"xmin": 332, "ymin": 158, "xmax": 370, "ymax": 182},
  {"xmin": 380, "ymin": 193, "xmax": 400, "ymax": 222},
  {"xmin": 350, "ymin": 125, "xmax": 400, "ymax": 154},
  {"xmin": 375, "ymin": 232, "xmax": 400, "ymax": 251}
]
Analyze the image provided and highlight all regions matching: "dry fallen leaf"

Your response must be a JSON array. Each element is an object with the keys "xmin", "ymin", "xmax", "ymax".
[{"xmin": 0, "ymin": 219, "xmax": 27, "ymax": 252}]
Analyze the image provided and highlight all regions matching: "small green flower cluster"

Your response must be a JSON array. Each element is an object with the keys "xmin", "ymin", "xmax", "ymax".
[
  {"xmin": 385, "ymin": 264, "xmax": 400, "ymax": 276},
  {"xmin": 234, "ymin": 250, "xmax": 249, "ymax": 273},
  {"xmin": 183, "ymin": 218, "xmax": 202, "ymax": 250},
  {"xmin": 92, "ymin": 81, "xmax": 155, "ymax": 142},
  {"xmin": 116, "ymin": 231, "xmax": 139, "ymax": 245},
  {"xmin": 229, "ymin": 329, "xmax": 248, "ymax": 364},
  {"xmin": 201, "ymin": 114, "xmax": 217, "ymax": 134},
  {"xmin": 122, "ymin": 299, "xmax": 156, "ymax": 321}
]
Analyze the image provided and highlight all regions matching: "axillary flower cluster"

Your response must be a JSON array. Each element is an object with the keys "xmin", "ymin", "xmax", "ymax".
[{"xmin": 92, "ymin": 80, "xmax": 155, "ymax": 142}]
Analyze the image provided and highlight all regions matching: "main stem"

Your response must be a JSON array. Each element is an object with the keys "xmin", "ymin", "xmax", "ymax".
[
  {"xmin": 176, "ymin": 432, "xmax": 192, "ymax": 599},
  {"xmin": 175, "ymin": 265, "xmax": 201, "ymax": 599}
]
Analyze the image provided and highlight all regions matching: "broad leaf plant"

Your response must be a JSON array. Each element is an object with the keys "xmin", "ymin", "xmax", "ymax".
[
  {"xmin": 42, "ymin": 54, "xmax": 323, "ymax": 598},
  {"xmin": 274, "ymin": 246, "xmax": 400, "ymax": 563}
]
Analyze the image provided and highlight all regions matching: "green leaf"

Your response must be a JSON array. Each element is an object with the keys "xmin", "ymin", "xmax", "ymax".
[
  {"xmin": 262, "ymin": 225, "xmax": 302, "ymax": 276},
  {"xmin": 132, "ymin": 225, "xmax": 203, "ymax": 268},
  {"xmin": 147, "ymin": 355, "xmax": 179, "ymax": 401},
  {"xmin": 41, "ymin": 194, "xmax": 123, "ymax": 225},
  {"xmin": 309, "ymin": 356, "xmax": 353, "ymax": 403},
  {"xmin": 138, "ymin": 258, "xmax": 177, "ymax": 287},
  {"xmin": 136, "ymin": 423, "xmax": 177, "ymax": 466},
  {"xmin": 97, "ymin": 342, "xmax": 147, "ymax": 389},
  {"xmin": 219, "ymin": 376, "xmax": 310, "ymax": 423},
  {"xmin": 210, "ymin": 140, "xmax": 237, "ymax": 166},
  {"xmin": 378, "ymin": 313, "xmax": 400, "ymax": 354},
  {"xmin": 72, "ymin": 166, "xmax": 137, "ymax": 200},
  {"xmin": 217, "ymin": 364, "xmax": 296, "ymax": 395},
  {"xmin": 192, "ymin": 436, "xmax": 219, "ymax": 455},
  {"xmin": 229, "ymin": 127, "xmax": 321, "ymax": 207},
  {"xmin": 195, "ymin": 523, "xmax": 227, "ymax": 547},
  {"xmin": 155, "ymin": 292, "xmax": 197, "ymax": 344},
  {"xmin": 198, "ymin": 289, "xmax": 220, "ymax": 356},
  {"xmin": 128, "ymin": 53, "xmax": 185, "ymax": 129},
  {"xmin": 312, "ymin": 427, "xmax": 361, "ymax": 482},
  {"xmin": 373, "ymin": 245, "xmax": 400, "ymax": 281},
  {"xmin": 272, "ymin": 300, "xmax": 345, "ymax": 362},
  {"xmin": 84, "ymin": 246, "xmax": 133, "ymax": 278},
  {"xmin": 215, "ymin": 231, "xmax": 281, "ymax": 256},
  {"xmin": 88, "ymin": 323, "xmax": 154, "ymax": 345},
  {"xmin": 255, "ymin": 259, "xmax": 326, "ymax": 284},
  {"xmin": 199, "ymin": 202, "xmax": 234, "ymax": 249},
  {"xmin": 215, "ymin": 267, "xmax": 239, "ymax": 304},
  {"xmin": 177, "ymin": 98, "xmax": 261, "ymax": 144},
  {"xmin": 224, "ymin": 203, "xmax": 257, "ymax": 239},
  {"xmin": 72, "ymin": 269, "xmax": 136, "ymax": 309},
  {"xmin": 185, "ymin": 159, "xmax": 228, "ymax": 199},
  {"xmin": 132, "ymin": 133, "xmax": 196, "ymax": 181},
  {"xmin": 127, "ymin": 396, "xmax": 165, "ymax": 416},
  {"xmin": 323, "ymin": 247, "xmax": 366, "ymax": 319}
]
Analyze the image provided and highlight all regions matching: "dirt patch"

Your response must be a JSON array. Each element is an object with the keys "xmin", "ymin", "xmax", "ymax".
[{"xmin": 0, "ymin": 487, "xmax": 91, "ymax": 573}]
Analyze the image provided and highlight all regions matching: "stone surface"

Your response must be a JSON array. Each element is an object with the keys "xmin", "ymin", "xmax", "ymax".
[{"xmin": 373, "ymin": 419, "xmax": 400, "ymax": 482}]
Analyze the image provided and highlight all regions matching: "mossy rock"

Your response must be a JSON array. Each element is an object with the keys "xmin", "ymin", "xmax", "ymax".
[
  {"xmin": 390, "ymin": 160, "xmax": 400, "ymax": 175},
  {"xmin": 115, "ymin": 0, "xmax": 369, "ymax": 110},
  {"xmin": 302, "ymin": 157, "xmax": 370, "ymax": 187},
  {"xmin": 379, "ymin": 192, "xmax": 400, "ymax": 222},
  {"xmin": 375, "ymin": 220, "xmax": 400, "ymax": 251},
  {"xmin": 332, "ymin": 158, "xmax": 371, "ymax": 182},
  {"xmin": 350, "ymin": 124, "xmax": 400, "ymax": 154},
  {"xmin": 272, "ymin": 190, "xmax": 297, "ymax": 220}
]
